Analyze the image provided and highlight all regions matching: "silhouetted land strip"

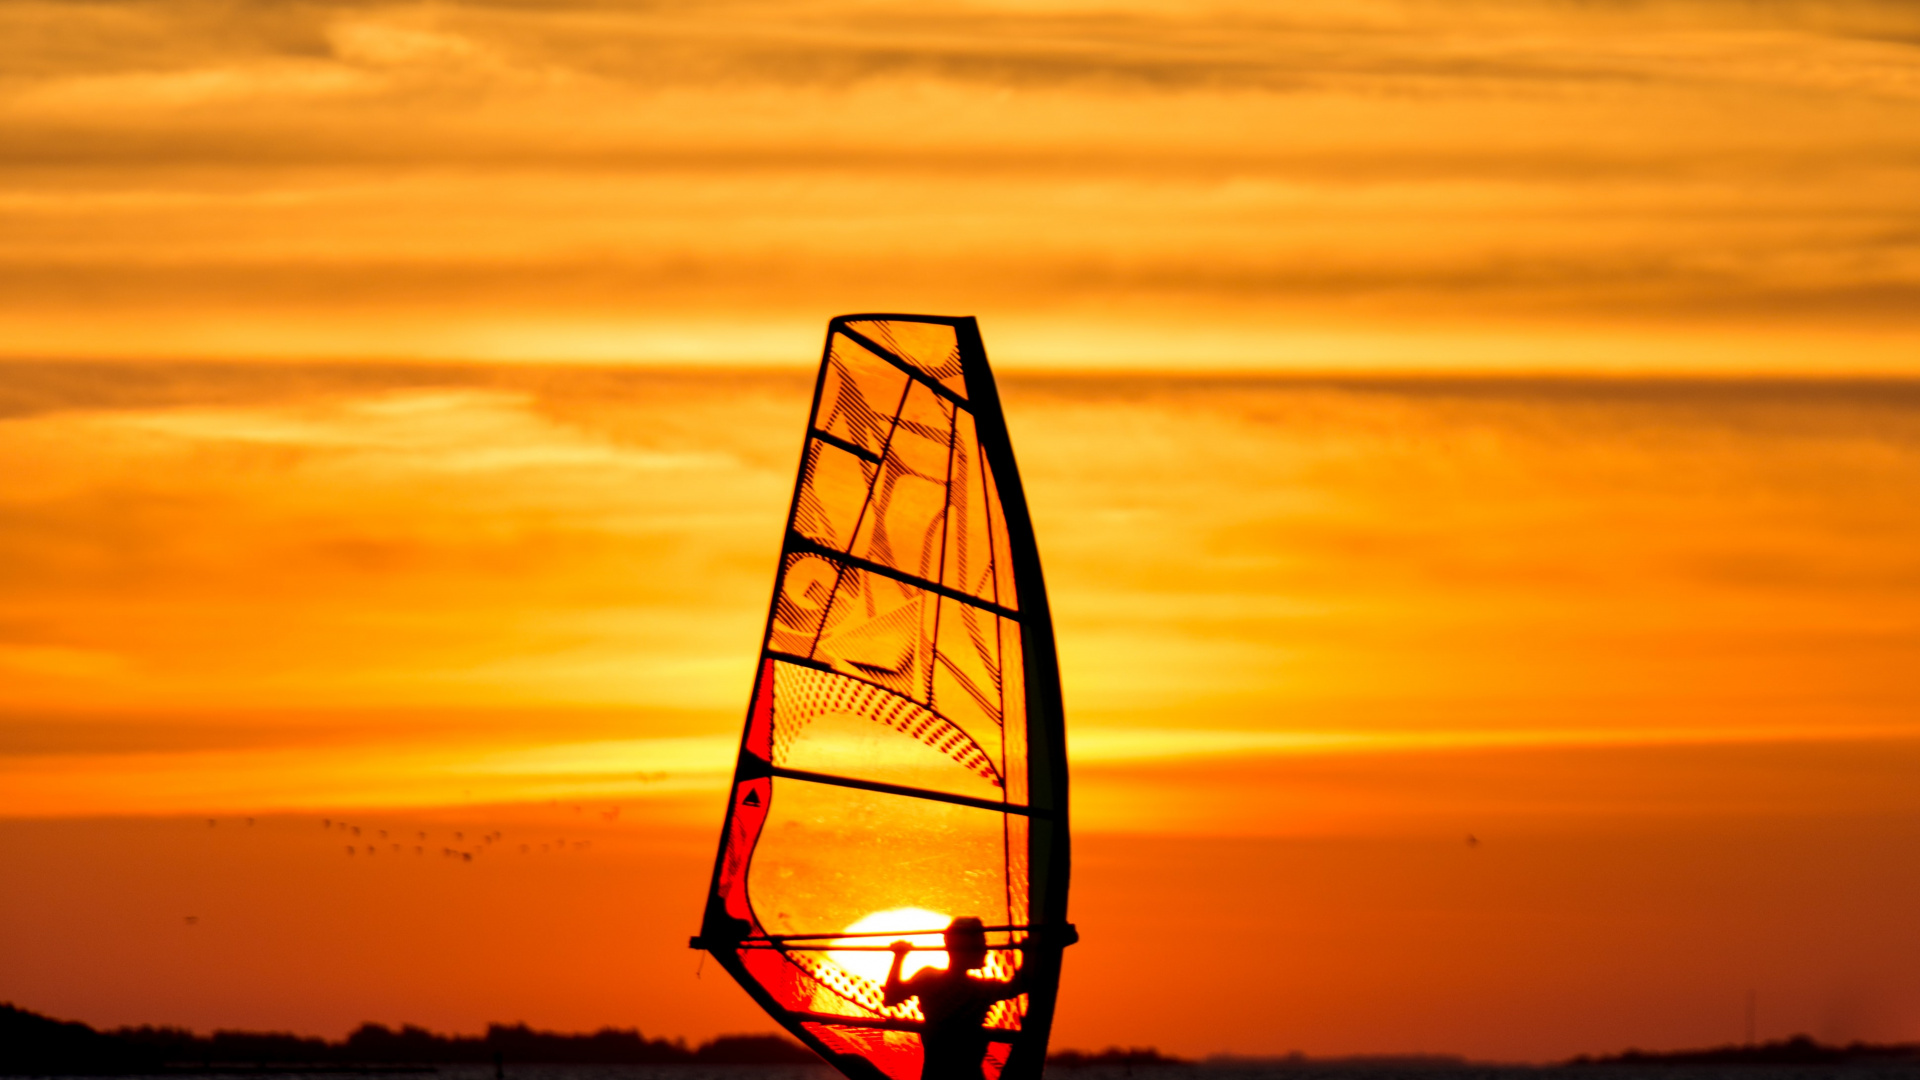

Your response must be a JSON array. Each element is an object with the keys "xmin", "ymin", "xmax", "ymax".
[
  {"xmin": 1046, "ymin": 1049, "xmax": 1190, "ymax": 1069},
  {"xmin": 1203, "ymin": 1053, "xmax": 1467, "ymax": 1070},
  {"xmin": 4, "ymin": 1005, "xmax": 1191, "ymax": 1076},
  {"xmin": 1568, "ymin": 1034, "xmax": 1920, "ymax": 1067},
  {"xmin": 18, "ymin": 1002, "xmax": 1920, "ymax": 1077},
  {"xmin": 2, "ymin": 1005, "xmax": 817, "ymax": 1074}
]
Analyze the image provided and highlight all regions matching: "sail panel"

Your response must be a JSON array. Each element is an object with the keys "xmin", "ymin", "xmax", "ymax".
[
  {"xmin": 747, "ymin": 781, "xmax": 1014, "ymax": 959},
  {"xmin": 700, "ymin": 315, "xmax": 1068, "ymax": 1080},
  {"xmin": 846, "ymin": 379, "xmax": 955, "ymax": 583},
  {"xmin": 795, "ymin": 440, "xmax": 880, "ymax": 552},
  {"xmin": 998, "ymin": 616, "xmax": 1029, "ymax": 809},
  {"xmin": 803, "ymin": 1023, "xmax": 922, "ymax": 1080},
  {"xmin": 711, "ymin": 661, "xmax": 776, "ymax": 928},
  {"xmin": 771, "ymin": 660, "xmax": 1004, "ymax": 801},
  {"xmin": 819, "ymin": 337, "xmax": 911, "ymax": 457},
  {"xmin": 940, "ymin": 409, "xmax": 998, "ymax": 605},
  {"xmin": 810, "ymin": 566, "xmax": 934, "ymax": 699},
  {"xmin": 769, "ymin": 554, "xmax": 837, "ymax": 658},
  {"xmin": 929, "ymin": 600, "xmax": 1012, "ymax": 775},
  {"xmin": 843, "ymin": 319, "xmax": 969, "ymax": 402}
]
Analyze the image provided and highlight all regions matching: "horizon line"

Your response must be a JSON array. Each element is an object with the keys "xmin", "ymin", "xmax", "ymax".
[{"xmin": 7, "ymin": 1000, "xmax": 1909, "ymax": 1070}]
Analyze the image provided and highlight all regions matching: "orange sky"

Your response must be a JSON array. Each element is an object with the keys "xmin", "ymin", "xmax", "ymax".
[
  {"xmin": 4, "ymin": 0, "xmax": 1920, "ymax": 370},
  {"xmin": 6, "ymin": 366, "xmax": 1919, "ymax": 1059},
  {"xmin": 5, "ymin": 0, "xmax": 1920, "ymax": 1065}
]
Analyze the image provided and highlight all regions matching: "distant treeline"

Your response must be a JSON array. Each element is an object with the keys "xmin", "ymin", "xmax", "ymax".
[
  {"xmin": 1, "ymin": 1004, "xmax": 817, "ymax": 1074},
  {"xmin": 1044, "ymin": 1048, "xmax": 1187, "ymax": 1068},
  {"xmin": 3, "ymin": 1004, "xmax": 1203, "ymax": 1076},
  {"xmin": 1570, "ymin": 1034, "xmax": 1920, "ymax": 1066}
]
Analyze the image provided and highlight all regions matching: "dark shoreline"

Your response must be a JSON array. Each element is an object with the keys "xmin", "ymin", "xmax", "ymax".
[
  {"xmin": 8, "ymin": 1004, "xmax": 1918, "ymax": 1076},
  {"xmin": 1, "ymin": 1005, "xmax": 815, "ymax": 1075}
]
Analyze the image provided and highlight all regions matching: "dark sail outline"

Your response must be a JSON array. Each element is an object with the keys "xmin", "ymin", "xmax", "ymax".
[{"xmin": 694, "ymin": 315, "xmax": 1073, "ymax": 1080}]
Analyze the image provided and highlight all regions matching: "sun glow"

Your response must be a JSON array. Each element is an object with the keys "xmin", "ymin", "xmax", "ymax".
[{"xmin": 830, "ymin": 907, "xmax": 952, "ymax": 986}]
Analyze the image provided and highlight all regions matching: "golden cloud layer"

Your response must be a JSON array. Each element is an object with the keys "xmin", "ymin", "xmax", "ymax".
[
  {"xmin": 3, "ymin": 1, "xmax": 1919, "ymax": 366},
  {"xmin": 5, "ymin": 362, "xmax": 1917, "ymax": 820}
]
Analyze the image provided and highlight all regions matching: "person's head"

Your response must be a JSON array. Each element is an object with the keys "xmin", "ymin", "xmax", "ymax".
[{"xmin": 945, "ymin": 916, "xmax": 989, "ymax": 971}]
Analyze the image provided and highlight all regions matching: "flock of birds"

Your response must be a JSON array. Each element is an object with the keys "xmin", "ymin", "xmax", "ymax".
[
  {"xmin": 325, "ymin": 820, "xmax": 513, "ymax": 861},
  {"xmin": 321, "ymin": 812, "xmax": 607, "ymax": 861},
  {"xmin": 194, "ymin": 803, "xmax": 619, "ymax": 864},
  {"xmin": 179, "ymin": 805, "xmax": 626, "ymax": 928}
]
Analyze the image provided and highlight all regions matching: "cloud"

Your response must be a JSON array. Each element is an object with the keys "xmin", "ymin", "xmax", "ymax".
[
  {"xmin": 0, "ymin": 364, "xmax": 806, "ymax": 717},
  {"xmin": 2, "ymin": 362, "xmax": 1919, "ymax": 822},
  {"xmin": 3, "ymin": 1, "xmax": 1920, "ymax": 365}
]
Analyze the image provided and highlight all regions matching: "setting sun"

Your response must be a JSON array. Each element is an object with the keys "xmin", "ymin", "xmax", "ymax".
[{"xmin": 830, "ymin": 908, "xmax": 955, "ymax": 987}]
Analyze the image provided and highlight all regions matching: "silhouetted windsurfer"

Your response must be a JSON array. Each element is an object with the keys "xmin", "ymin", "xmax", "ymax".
[{"xmin": 885, "ymin": 916, "xmax": 1026, "ymax": 1080}]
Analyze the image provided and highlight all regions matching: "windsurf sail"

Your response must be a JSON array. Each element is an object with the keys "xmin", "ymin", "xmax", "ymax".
[{"xmin": 693, "ymin": 315, "xmax": 1073, "ymax": 1080}]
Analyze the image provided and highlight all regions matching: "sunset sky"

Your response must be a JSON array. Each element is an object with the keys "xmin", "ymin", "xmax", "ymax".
[{"xmin": 5, "ymin": 0, "xmax": 1920, "ymax": 1066}]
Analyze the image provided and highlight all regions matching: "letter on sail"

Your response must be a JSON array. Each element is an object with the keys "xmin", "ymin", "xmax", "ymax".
[{"xmin": 693, "ymin": 315, "xmax": 1072, "ymax": 1080}]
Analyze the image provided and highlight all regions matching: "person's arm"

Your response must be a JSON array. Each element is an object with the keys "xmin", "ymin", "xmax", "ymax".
[{"xmin": 882, "ymin": 940, "xmax": 916, "ymax": 1007}]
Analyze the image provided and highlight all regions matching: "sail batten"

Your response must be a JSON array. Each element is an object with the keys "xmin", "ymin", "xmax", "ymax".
[
  {"xmin": 781, "ymin": 532, "xmax": 1022, "ymax": 621},
  {"xmin": 836, "ymin": 324, "xmax": 973, "ymax": 409},
  {"xmin": 697, "ymin": 315, "xmax": 1070, "ymax": 1080},
  {"xmin": 767, "ymin": 767, "xmax": 1042, "ymax": 818}
]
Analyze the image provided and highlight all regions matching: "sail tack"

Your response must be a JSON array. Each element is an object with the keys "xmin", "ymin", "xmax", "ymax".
[{"xmin": 696, "ymin": 315, "xmax": 1070, "ymax": 1080}]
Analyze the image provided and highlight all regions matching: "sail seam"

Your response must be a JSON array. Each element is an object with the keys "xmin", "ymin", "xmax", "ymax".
[{"xmin": 926, "ymin": 394, "xmax": 960, "ymax": 706}]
